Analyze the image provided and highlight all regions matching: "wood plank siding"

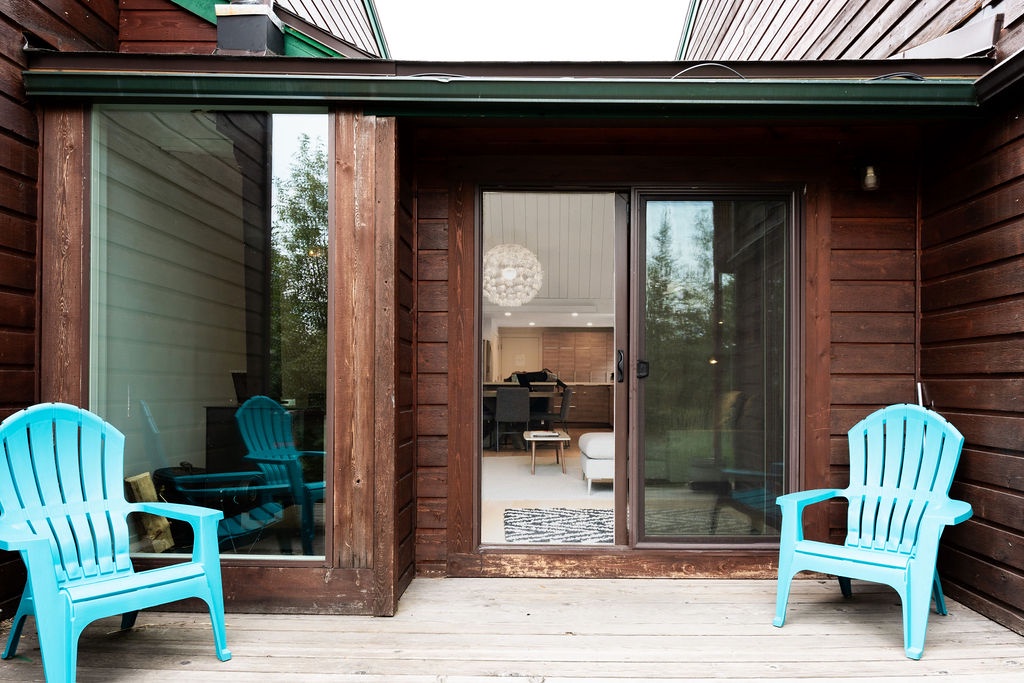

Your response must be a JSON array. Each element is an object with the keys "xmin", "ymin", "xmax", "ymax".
[
  {"xmin": 920, "ymin": 98, "xmax": 1024, "ymax": 636},
  {"xmin": 407, "ymin": 122, "xmax": 929, "ymax": 575},
  {"xmin": 681, "ymin": 0, "xmax": 1024, "ymax": 61},
  {"xmin": 118, "ymin": 0, "xmax": 216, "ymax": 54},
  {"xmin": 0, "ymin": 0, "xmax": 119, "ymax": 622}
]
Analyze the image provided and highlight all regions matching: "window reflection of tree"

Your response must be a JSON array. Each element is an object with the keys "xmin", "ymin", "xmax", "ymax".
[{"xmin": 270, "ymin": 135, "xmax": 328, "ymax": 411}]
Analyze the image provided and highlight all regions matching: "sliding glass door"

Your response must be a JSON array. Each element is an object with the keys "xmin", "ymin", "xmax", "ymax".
[{"xmin": 635, "ymin": 194, "xmax": 790, "ymax": 542}]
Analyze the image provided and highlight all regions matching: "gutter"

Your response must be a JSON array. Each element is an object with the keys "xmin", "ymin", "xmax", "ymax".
[
  {"xmin": 22, "ymin": 69, "xmax": 979, "ymax": 119},
  {"xmin": 22, "ymin": 53, "xmax": 985, "ymax": 119}
]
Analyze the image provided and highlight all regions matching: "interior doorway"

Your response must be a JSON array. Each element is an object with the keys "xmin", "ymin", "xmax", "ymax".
[{"xmin": 479, "ymin": 191, "xmax": 620, "ymax": 545}]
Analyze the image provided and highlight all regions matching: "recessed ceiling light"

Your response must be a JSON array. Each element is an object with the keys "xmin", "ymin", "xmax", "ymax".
[
  {"xmin": 504, "ymin": 312, "xmax": 512, "ymax": 316},
  {"xmin": 571, "ymin": 312, "xmax": 579, "ymax": 317},
  {"xmin": 528, "ymin": 322, "xmax": 536, "ymax": 326},
  {"xmin": 586, "ymin": 322, "xmax": 593, "ymax": 327}
]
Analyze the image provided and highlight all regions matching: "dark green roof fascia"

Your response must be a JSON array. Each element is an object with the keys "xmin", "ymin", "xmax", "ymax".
[
  {"xmin": 22, "ymin": 71, "xmax": 979, "ymax": 118},
  {"xmin": 283, "ymin": 27, "xmax": 343, "ymax": 58}
]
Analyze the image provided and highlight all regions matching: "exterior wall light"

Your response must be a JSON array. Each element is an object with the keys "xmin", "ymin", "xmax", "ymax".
[{"xmin": 862, "ymin": 165, "xmax": 880, "ymax": 191}]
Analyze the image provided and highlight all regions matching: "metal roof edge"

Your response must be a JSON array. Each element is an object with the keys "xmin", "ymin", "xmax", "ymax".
[
  {"xmin": 975, "ymin": 44, "xmax": 1024, "ymax": 103},
  {"xmin": 363, "ymin": 0, "xmax": 391, "ymax": 60}
]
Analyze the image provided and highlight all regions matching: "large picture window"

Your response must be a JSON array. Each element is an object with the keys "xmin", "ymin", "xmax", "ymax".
[{"xmin": 90, "ymin": 108, "xmax": 329, "ymax": 557}]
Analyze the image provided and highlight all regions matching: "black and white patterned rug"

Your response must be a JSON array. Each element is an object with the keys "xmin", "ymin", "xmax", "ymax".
[
  {"xmin": 503, "ymin": 507, "xmax": 613, "ymax": 543},
  {"xmin": 503, "ymin": 505, "xmax": 763, "ymax": 543}
]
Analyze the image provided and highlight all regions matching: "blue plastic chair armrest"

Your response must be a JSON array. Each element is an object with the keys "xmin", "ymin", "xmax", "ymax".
[
  {"xmin": 776, "ymin": 488, "xmax": 842, "ymax": 512},
  {"xmin": 923, "ymin": 499, "xmax": 973, "ymax": 526},
  {"xmin": 131, "ymin": 500, "xmax": 224, "ymax": 523},
  {"xmin": 0, "ymin": 523, "xmax": 51, "ymax": 551},
  {"xmin": 299, "ymin": 450, "xmax": 326, "ymax": 459}
]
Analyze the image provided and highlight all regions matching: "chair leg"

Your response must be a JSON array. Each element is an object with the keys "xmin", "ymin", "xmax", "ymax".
[
  {"xmin": 34, "ymin": 614, "xmax": 74, "ymax": 683},
  {"xmin": 903, "ymin": 577, "xmax": 934, "ymax": 660},
  {"xmin": 301, "ymin": 501, "xmax": 315, "ymax": 555},
  {"xmin": 773, "ymin": 563, "xmax": 795, "ymax": 627},
  {"xmin": 206, "ymin": 599, "xmax": 232, "ymax": 661},
  {"xmin": 838, "ymin": 576, "xmax": 853, "ymax": 598},
  {"xmin": 1, "ymin": 593, "xmax": 30, "ymax": 660},
  {"xmin": 120, "ymin": 610, "xmax": 140, "ymax": 630},
  {"xmin": 770, "ymin": 573, "xmax": 794, "ymax": 626},
  {"xmin": 931, "ymin": 570, "xmax": 948, "ymax": 616}
]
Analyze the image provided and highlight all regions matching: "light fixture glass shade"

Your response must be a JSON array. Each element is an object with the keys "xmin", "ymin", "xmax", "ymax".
[{"xmin": 482, "ymin": 243, "xmax": 543, "ymax": 307}]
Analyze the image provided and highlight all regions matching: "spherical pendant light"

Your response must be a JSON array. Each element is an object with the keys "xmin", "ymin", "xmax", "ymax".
[{"xmin": 482, "ymin": 243, "xmax": 543, "ymax": 307}]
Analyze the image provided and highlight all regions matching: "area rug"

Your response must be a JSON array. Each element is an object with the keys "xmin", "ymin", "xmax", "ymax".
[
  {"xmin": 503, "ymin": 507, "xmax": 613, "ymax": 543},
  {"xmin": 503, "ymin": 505, "xmax": 768, "ymax": 543}
]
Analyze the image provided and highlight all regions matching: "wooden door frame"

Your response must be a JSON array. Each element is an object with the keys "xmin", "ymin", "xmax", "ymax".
[{"xmin": 442, "ymin": 154, "xmax": 819, "ymax": 577}]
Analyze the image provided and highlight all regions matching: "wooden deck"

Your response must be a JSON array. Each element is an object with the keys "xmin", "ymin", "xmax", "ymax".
[{"xmin": 1, "ymin": 578, "xmax": 1022, "ymax": 681}]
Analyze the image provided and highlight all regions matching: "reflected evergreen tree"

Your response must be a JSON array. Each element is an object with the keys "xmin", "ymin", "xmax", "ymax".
[
  {"xmin": 270, "ymin": 135, "xmax": 328, "ymax": 405},
  {"xmin": 645, "ymin": 206, "xmax": 717, "ymax": 435}
]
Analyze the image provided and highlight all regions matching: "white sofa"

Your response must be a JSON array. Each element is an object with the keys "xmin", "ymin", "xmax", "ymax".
[{"xmin": 578, "ymin": 432, "xmax": 614, "ymax": 494}]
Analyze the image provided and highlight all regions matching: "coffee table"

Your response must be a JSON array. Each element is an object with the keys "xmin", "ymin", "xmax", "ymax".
[{"xmin": 523, "ymin": 430, "xmax": 570, "ymax": 474}]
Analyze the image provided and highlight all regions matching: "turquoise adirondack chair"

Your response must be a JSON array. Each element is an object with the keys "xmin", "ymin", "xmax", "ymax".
[
  {"xmin": 773, "ymin": 403, "xmax": 973, "ymax": 659},
  {"xmin": 0, "ymin": 403, "xmax": 231, "ymax": 682},
  {"xmin": 235, "ymin": 396, "xmax": 325, "ymax": 555}
]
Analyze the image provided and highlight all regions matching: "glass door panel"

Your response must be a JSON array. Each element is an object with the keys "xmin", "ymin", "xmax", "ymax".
[{"xmin": 637, "ymin": 196, "xmax": 788, "ymax": 541}]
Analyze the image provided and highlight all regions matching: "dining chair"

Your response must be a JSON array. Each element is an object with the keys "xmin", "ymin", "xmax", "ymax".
[
  {"xmin": 493, "ymin": 386, "xmax": 530, "ymax": 451},
  {"xmin": 530, "ymin": 386, "xmax": 573, "ymax": 432}
]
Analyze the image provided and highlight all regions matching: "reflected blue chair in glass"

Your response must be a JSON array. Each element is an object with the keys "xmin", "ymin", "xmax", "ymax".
[
  {"xmin": 0, "ymin": 403, "xmax": 231, "ymax": 682},
  {"xmin": 235, "ymin": 396, "xmax": 325, "ymax": 555},
  {"xmin": 773, "ymin": 403, "xmax": 973, "ymax": 659},
  {"xmin": 141, "ymin": 399, "xmax": 285, "ymax": 553}
]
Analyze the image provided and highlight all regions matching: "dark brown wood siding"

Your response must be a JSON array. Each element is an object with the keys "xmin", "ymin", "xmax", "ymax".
[
  {"xmin": 0, "ymin": 0, "xmax": 118, "ymax": 623},
  {"xmin": 407, "ymin": 122, "xmax": 926, "ymax": 577},
  {"xmin": 920, "ymin": 100, "xmax": 1024, "ymax": 636},
  {"xmin": 683, "ymin": 0, "xmax": 1024, "ymax": 61},
  {"xmin": 393, "ymin": 124, "xmax": 417, "ymax": 601},
  {"xmin": 828, "ymin": 155, "xmax": 921, "ymax": 543},
  {"xmin": 118, "ymin": 0, "xmax": 216, "ymax": 54}
]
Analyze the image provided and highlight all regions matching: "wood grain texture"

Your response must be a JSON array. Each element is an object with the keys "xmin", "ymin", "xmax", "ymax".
[
  {"xmin": 920, "ymin": 95, "xmax": 1024, "ymax": 634},
  {"xmin": 2, "ymin": 578, "xmax": 1020, "ymax": 681}
]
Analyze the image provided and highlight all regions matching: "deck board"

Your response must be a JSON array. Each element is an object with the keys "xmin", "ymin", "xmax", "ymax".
[{"xmin": 1, "ymin": 578, "xmax": 1021, "ymax": 681}]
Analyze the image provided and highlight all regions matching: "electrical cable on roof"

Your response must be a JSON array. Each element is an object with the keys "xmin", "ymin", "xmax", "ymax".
[
  {"xmin": 408, "ymin": 73, "xmax": 469, "ymax": 82},
  {"xmin": 868, "ymin": 72, "xmax": 927, "ymax": 81},
  {"xmin": 671, "ymin": 63, "xmax": 747, "ymax": 80}
]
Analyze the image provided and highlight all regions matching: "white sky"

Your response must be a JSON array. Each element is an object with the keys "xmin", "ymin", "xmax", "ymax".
[{"xmin": 373, "ymin": 0, "xmax": 691, "ymax": 61}]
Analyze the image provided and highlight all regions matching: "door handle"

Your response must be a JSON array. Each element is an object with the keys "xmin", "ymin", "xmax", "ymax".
[
  {"xmin": 616, "ymin": 349, "xmax": 625, "ymax": 383},
  {"xmin": 637, "ymin": 360, "xmax": 650, "ymax": 379}
]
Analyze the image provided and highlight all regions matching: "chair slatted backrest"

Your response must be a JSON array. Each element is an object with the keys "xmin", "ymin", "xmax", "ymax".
[
  {"xmin": 235, "ymin": 396, "xmax": 304, "ymax": 500},
  {"xmin": 845, "ymin": 404, "xmax": 965, "ymax": 554},
  {"xmin": 0, "ymin": 404, "xmax": 133, "ymax": 586}
]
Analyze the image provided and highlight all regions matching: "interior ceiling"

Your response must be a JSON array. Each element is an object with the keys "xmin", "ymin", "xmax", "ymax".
[{"xmin": 482, "ymin": 191, "xmax": 616, "ymax": 329}]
